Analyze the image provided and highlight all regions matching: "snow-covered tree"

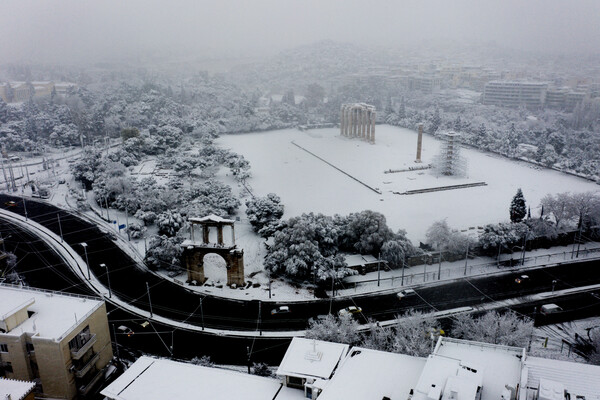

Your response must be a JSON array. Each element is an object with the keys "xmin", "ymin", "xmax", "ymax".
[
  {"xmin": 340, "ymin": 210, "xmax": 395, "ymax": 255},
  {"xmin": 156, "ymin": 210, "xmax": 185, "ymax": 237},
  {"xmin": 452, "ymin": 311, "xmax": 533, "ymax": 347},
  {"xmin": 510, "ymin": 188, "xmax": 527, "ymax": 223},
  {"xmin": 305, "ymin": 314, "xmax": 361, "ymax": 345},
  {"xmin": 245, "ymin": 193, "xmax": 284, "ymax": 238},
  {"xmin": 144, "ymin": 235, "xmax": 184, "ymax": 271},
  {"xmin": 390, "ymin": 310, "xmax": 442, "ymax": 357}
]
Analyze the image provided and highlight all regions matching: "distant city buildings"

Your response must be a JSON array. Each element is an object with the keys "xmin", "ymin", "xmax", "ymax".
[
  {"xmin": 0, "ymin": 285, "xmax": 113, "ymax": 399},
  {"xmin": 0, "ymin": 81, "xmax": 77, "ymax": 103},
  {"xmin": 483, "ymin": 81, "xmax": 549, "ymax": 108}
]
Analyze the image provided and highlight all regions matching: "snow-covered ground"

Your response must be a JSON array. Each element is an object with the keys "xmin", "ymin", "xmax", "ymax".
[{"xmin": 216, "ymin": 125, "xmax": 599, "ymax": 243}]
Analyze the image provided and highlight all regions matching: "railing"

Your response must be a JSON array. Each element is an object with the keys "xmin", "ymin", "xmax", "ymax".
[
  {"xmin": 77, "ymin": 368, "xmax": 103, "ymax": 396},
  {"xmin": 74, "ymin": 352, "xmax": 100, "ymax": 378},
  {"xmin": 70, "ymin": 333, "xmax": 97, "ymax": 360},
  {"xmin": 344, "ymin": 247, "xmax": 600, "ymax": 292}
]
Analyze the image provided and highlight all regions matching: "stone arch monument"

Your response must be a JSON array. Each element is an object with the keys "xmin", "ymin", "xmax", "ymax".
[{"xmin": 181, "ymin": 215, "xmax": 245, "ymax": 287}]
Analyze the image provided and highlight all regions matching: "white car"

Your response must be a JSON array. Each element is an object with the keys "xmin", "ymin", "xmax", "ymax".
[
  {"xmin": 338, "ymin": 306, "xmax": 362, "ymax": 317},
  {"xmin": 271, "ymin": 306, "xmax": 290, "ymax": 315},
  {"xmin": 397, "ymin": 289, "xmax": 416, "ymax": 300}
]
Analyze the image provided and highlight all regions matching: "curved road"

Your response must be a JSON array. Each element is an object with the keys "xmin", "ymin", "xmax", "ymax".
[{"xmin": 2, "ymin": 194, "xmax": 600, "ymax": 335}]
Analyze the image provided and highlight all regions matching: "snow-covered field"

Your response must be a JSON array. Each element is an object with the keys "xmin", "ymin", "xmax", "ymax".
[{"xmin": 217, "ymin": 125, "xmax": 599, "ymax": 243}]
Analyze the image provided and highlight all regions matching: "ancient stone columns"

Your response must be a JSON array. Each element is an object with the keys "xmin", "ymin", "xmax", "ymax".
[{"xmin": 340, "ymin": 103, "xmax": 376, "ymax": 144}]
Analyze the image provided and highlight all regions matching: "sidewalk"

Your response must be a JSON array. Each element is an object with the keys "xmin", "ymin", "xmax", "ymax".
[{"xmin": 339, "ymin": 242, "xmax": 600, "ymax": 298}]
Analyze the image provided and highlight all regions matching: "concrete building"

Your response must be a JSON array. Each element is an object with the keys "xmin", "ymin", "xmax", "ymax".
[
  {"xmin": 409, "ymin": 74, "xmax": 442, "ymax": 93},
  {"xmin": 0, "ymin": 284, "xmax": 113, "ymax": 399},
  {"xmin": 100, "ymin": 336, "xmax": 600, "ymax": 400},
  {"xmin": 483, "ymin": 81, "xmax": 548, "ymax": 108}
]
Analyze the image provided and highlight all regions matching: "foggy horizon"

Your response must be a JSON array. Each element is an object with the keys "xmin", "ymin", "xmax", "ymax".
[{"xmin": 2, "ymin": 0, "xmax": 600, "ymax": 65}]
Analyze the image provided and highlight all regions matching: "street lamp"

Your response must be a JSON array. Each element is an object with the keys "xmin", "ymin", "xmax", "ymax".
[
  {"xmin": 100, "ymin": 263, "xmax": 112, "ymax": 298},
  {"xmin": 80, "ymin": 242, "xmax": 90, "ymax": 280}
]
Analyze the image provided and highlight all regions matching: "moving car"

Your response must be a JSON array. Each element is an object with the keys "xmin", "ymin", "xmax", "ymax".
[
  {"xmin": 397, "ymin": 288, "xmax": 416, "ymax": 300},
  {"xmin": 338, "ymin": 306, "xmax": 362, "ymax": 317},
  {"xmin": 117, "ymin": 325, "xmax": 134, "ymax": 337},
  {"xmin": 271, "ymin": 306, "xmax": 290, "ymax": 315},
  {"xmin": 514, "ymin": 275, "xmax": 529, "ymax": 284},
  {"xmin": 4, "ymin": 201, "xmax": 16, "ymax": 207},
  {"xmin": 540, "ymin": 304, "xmax": 562, "ymax": 315}
]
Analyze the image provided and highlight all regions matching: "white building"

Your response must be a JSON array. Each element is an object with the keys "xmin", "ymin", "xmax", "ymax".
[
  {"xmin": 101, "ymin": 356, "xmax": 304, "ymax": 400},
  {"xmin": 483, "ymin": 81, "xmax": 548, "ymax": 108}
]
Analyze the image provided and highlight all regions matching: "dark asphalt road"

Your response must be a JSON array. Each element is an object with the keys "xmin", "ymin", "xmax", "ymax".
[{"xmin": 2, "ymin": 193, "xmax": 600, "ymax": 334}]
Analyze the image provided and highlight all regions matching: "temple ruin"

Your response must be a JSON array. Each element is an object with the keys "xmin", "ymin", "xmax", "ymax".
[{"xmin": 340, "ymin": 103, "xmax": 376, "ymax": 143}]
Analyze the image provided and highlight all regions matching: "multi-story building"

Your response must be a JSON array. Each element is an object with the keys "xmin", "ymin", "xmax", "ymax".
[
  {"xmin": 0, "ymin": 81, "xmax": 76, "ymax": 103},
  {"xmin": 0, "ymin": 284, "xmax": 113, "ymax": 399},
  {"xmin": 483, "ymin": 81, "xmax": 548, "ymax": 108}
]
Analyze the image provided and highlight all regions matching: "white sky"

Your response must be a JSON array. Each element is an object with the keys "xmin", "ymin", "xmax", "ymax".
[{"xmin": 1, "ymin": 0, "xmax": 599, "ymax": 64}]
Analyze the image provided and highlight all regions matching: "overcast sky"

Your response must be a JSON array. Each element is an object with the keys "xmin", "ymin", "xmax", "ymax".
[{"xmin": 1, "ymin": 0, "xmax": 599, "ymax": 64}]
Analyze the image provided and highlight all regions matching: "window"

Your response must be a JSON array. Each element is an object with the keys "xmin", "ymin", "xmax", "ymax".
[
  {"xmin": 68, "ymin": 326, "xmax": 90, "ymax": 351},
  {"xmin": 26, "ymin": 343, "xmax": 35, "ymax": 353},
  {"xmin": 4, "ymin": 362, "xmax": 12, "ymax": 373},
  {"xmin": 0, "ymin": 343, "xmax": 8, "ymax": 353}
]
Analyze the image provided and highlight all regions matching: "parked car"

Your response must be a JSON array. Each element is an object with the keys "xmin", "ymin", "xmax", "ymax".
[
  {"xmin": 271, "ymin": 306, "xmax": 290, "ymax": 315},
  {"xmin": 4, "ymin": 201, "xmax": 16, "ymax": 207},
  {"xmin": 338, "ymin": 306, "xmax": 362, "ymax": 317},
  {"xmin": 397, "ymin": 288, "xmax": 416, "ymax": 300}
]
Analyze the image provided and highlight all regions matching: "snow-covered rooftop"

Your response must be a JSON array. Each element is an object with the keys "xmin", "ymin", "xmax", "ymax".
[
  {"xmin": 343, "ymin": 254, "xmax": 379, "ymax": 267},
  {"xmin": 101, "ymin": 356, "xmax": 303, "ymax": 400},
  {"xmin": 0, "ymin": 378, "xmax": 36, "ymax": 400},
  {"xmin": 0, "ymin": 285, "xmax": 103, "ymax": 340},
  {"xmin": 317, "ymin": 347, "xmax": 427, "ymax": 400},
  {"xmin": 276, "ymin": 338, "xmax": 349, "ymax": 381},
  {"xmin": 432, "ymin": 337, "xmax": 523, "ymax": 400},
  {"xmin": 525, "ymin": 356, "xmax": 600, "ymax": 400}
]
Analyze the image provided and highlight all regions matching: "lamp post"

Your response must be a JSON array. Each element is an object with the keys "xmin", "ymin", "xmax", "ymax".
[
  {"xmin": 100, "ymin": 263, "xmax": 112, "ymax": 298},
  {"xmin": 80, "ymin": 242, "xmax": 90, "ymax": 280}
]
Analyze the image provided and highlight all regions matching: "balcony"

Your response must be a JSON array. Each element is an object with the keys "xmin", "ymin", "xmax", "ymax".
[
  {"xmin": 74, "ymin": 352, "xmax": 100, "ymax": 378},
  {"xmin": 70, "ymin": 333, "xmax": 96, "ymax": 360},
  {"xmin": 78, "ymin": 368, "xmax": 104, "ymax": 396}
]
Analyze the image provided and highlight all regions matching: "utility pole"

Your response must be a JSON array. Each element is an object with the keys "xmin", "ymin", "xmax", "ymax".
[
  {"xmin": 401, "ymin": 257, "xmax": 405, "ymax": 286},
  {"xmin": 521, "ymin": 235, "xmax": 527, "ymax": 266},
  {"xmin": 112, "ymin": 324, "xmax": 120, "ymax": 361},
  {"xmin": 146, "ymin": 282, "xmax": 153, "ymax": 317},
  {"xmin": 464, "ymin": 243, "xmax": 469, "ymax": 276},
  {"xmin": 105, "ymin": 196, "xmax": 111, "ymax": 222},
  {"xmin": 199, "ymin": 297, "xmax": 204, "ymax": 331},
  {"xmin": 57, "ymin": 213, "xmax": 63, "ymax": 242},
  {"xmin": 22, "ymin": 197, "xmax": 28, "ymax": 221},
  {"xmin": 80, "ymin": 242, "xmax": 90, "ymax": 280},
  {"xmin": 377, "ymin": 252, "xmax": 381, "ymax": 287},
  {"xmin": 438, "ymin": 251, "xmax": 442, "ymax": 280},
  {"xmin": 246, "ymin": 346, "xmax": 251, "ymax": 374},
  {"xmin": 0, "ymin": 157, "xmax": 9, "ymax": 190},
  {"xmin": 125, "ymin": 208, "xmax": 130, "ymax": 241},
  {"xmin": 258, "ymin": 300, "xmax": 262, "ymax": 336}
]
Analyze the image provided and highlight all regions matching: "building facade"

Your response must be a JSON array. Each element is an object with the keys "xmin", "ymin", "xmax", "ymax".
[
  {"xmin": 0, "ymin": 285, "xmax": 113, "ymax": 399},
  {"xmin": 483, "ymin": 81, "xmax": 548, "ymax": 108}
]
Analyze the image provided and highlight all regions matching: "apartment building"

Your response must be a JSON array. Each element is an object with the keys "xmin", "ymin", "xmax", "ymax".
[
  {"xmin": 483, "ymin": 81, "xmax": 548, "ymax": 108},
  {"xmin": 0, "ymin": 284, "xmax": 113, "ymax": 399}
]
